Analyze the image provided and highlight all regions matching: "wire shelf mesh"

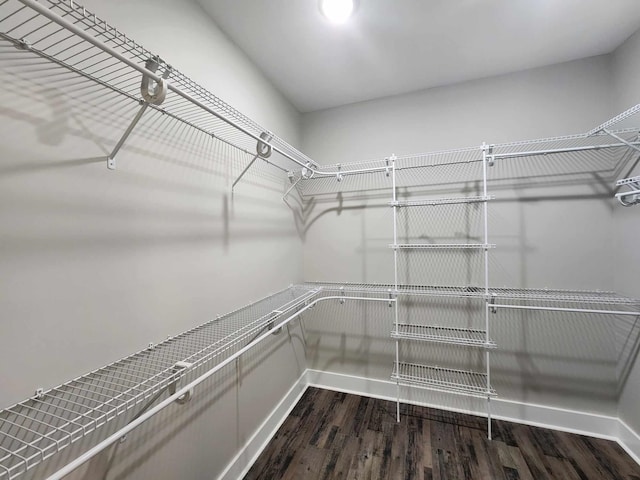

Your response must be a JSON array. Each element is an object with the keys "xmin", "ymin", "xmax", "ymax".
[
  {"xmin": 294, "ymin": 128, "xmax": 640, "ymax": 198},
  {"xmin": 391, "ymin": 324, "xmax": 496, "ymax": 348},
  {"xmin": 0, "ymin": 0, "xmax": 315, "ymax": 175},
  {"xmin": 304, "ymin": 282, "xmax": 640, "ymax": 306},
  {"xmin": 392, "ymin": 363, "xmax": 496, "ymax": 397},
  {"xmin": 0, "ymin": 285, "xmax": 318, "ymax": 480},
  {"xmin": 394, "ymin": 201, "xmax": 487, "ymax": 246}
]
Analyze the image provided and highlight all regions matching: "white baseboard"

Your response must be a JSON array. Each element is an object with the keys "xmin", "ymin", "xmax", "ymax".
[
  {"xmin": 218, "ymin": 368, "xmax": 640, "ymax": 478},
  {"xmin": 618, "ymin": 418, "xmax": 640, "ymax": 466},
  {"xmin": 216, "ymin": 371, "xmax": 308, "ymax": 480},
  {"xmin": 306, "ymin": 369, "xmax": 620, "ymax": 440}
]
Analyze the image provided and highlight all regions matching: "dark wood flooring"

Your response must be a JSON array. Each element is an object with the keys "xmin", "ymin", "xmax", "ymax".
[{"xmin": 244, "ymin": 387, "xmax": 640, "ymax": 480}]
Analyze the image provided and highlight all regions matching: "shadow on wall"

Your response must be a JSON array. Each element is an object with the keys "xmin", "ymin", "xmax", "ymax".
[
  {"xmin": 0, "ymin": 55, "xmax": 299, "ymax": 254},
  {"xmin": 302, "ymin": 296, "xmax": 640, "ymax": 412}
]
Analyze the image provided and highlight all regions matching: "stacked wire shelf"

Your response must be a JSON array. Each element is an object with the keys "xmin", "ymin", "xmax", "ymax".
[
  {"xmin": 390, "ymin": 324, "xmax": 497, "ymax": 348},
  {"xmin": 0, "ymin": 286, "xmax": 318, "ymax": 480},
  {"xmin": 391, "ymin": 363, "xmax": 497, "ymax": 398}
]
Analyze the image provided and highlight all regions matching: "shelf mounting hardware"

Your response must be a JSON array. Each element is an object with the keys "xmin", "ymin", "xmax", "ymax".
[
  {"xmin": 232, "ymin": 132, "xmax": 274, "ymax": 191},
  {"xmin": 615, "ymin": 175, "xmax": 640, "ymax": 206},
  {"xmin": 107, "ymin": 57, "xmax": 172, "ymax": 170},
  {"xmin": 168, "ymin": 361, "xmax": 193, "ymax": 405}
]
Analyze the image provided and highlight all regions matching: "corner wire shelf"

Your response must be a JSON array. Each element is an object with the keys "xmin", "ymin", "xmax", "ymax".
[
  {"xmin": 391, "ymin": 363, "xmax": 496, "ymax": 398},
  {"xmin": 291, "ymin": 127, "xmax": 640, "ymax": 199},
  {"xmin": 303, "ymin": 282, "xmax": 640, "ymax": 308},
  {"xmin": 0, "ymin": 0, "xmax": 318, "ymax": 178},
  {"xmin": 390, "ymin": 324, "xmax": 497, "ymax": 349},
  {"xmin": 0, "ymin": 285, "xmax": 320, "ymax": 480}
]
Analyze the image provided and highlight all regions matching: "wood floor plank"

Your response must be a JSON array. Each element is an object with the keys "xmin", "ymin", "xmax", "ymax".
[{"xmin": 243, "ymin": 388, "xmax": 640, "ymax": 480}]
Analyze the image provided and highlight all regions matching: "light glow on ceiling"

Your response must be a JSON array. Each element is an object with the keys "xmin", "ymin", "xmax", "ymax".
[{"xmin": 320, "ymin": 0, "xmax": 355, "ymax": 24}]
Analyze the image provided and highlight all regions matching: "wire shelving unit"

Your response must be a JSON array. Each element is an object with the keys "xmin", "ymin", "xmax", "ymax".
[
  {"xmin": 0, "ymin": 0, "xmax": 318, "ymax": 177},
  {"xmin": 0, "ymin": 285, "xmax": 319, "ymax": 480}
]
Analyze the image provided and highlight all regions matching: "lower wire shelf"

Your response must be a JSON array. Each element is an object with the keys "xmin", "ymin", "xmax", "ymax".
[
  {"xmin": 391, "ymin": 324, "xmax": 497, "ymax": 348},
  {"xmin": 391, "ymin": 363, "xmax": 497, "ymax": 398},
  {"xmin": 0, "ymin": 285, "xmax": 319, "ymax": 480}
]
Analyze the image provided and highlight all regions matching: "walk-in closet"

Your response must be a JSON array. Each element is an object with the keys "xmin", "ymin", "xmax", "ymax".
[{"xmin": 1, "ymin": 0, "xmax": 639, "ymax": 479}]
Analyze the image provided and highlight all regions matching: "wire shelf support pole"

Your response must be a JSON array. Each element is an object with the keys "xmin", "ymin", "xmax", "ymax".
[
  {"xmin": 390, "ymin": 154, "xmax": 400, "ymax": 423},
  {"xmin": 482, "ymin": 142, "xmax": 493, "ymax": 440}
]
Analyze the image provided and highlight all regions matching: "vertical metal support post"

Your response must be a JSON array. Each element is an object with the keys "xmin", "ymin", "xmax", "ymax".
[
  {"xmin": 107, "ymin": 101, "xmax": 149, "ymax": 170},
  {"xmin": 482, "ymin": 142, "xmax": 492, "ymax": 440},
  {"xmin": 391, "ymin": 155, "xmax": 400, "ymax": 423}
]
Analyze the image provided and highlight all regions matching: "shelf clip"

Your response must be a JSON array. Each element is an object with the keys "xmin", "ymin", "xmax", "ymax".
[
  {"xmin": 340, "ymin": 286, "xmax": 345, "ymax": 304},
  {"xmin": 482, "ymin": 143, "xmax": 495, "ymax": 167},
  {"xmin": 168, "ymin": 361, "xmax": 193, "ymax": 405},
  {"xmin": 268, "ymin": 310, "xmax": 284, "ymax": 335},
  {"xmin": 257, "ymin": 131, "xmax": 273, "ymax": 159},
  {"xmin": 336, "ymin": 164, "xmax": 343, "ymax": 182},
  {"xmin": 140, "ymin": 57, "xmax": 172, "ymax": 105},
  {"xmin": 489, "ymin": 293, "xmax": 497, "ymax": 314},
  {"xmin": 388, "ymin": 289, "xmax": 394, "ymax": 307},
  {"xmin": 34, "ymin": 388, "xmax": 44, "ymax": 399},
  {"xmin": 385, "ymin": 158, "xmax": 390, "ymax": 177},
  {"xmin": 615, "ymin": 175, "xmax": 640, "ymax": 206}
]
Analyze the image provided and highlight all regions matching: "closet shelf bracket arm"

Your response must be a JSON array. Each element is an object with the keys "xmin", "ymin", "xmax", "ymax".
[
  {"xmin": 232, "ymin": 132, "xmax": 274, "ymax": 191},
  {"xmin": 107, "ymin": 57, "xmax": 172, "ymax": 170}
]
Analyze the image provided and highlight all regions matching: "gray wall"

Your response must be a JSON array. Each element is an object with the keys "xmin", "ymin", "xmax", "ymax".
[
  {"xmin": 612, "ymin": 28, "xmax": 640, "ymax": 434},
  {"xmin": 300, "ymin": 55, "xmax": 632, "ymax": 417},
  {"xmin": 0, "ymin": 0, "xmax": 305, "ymax": 478}
]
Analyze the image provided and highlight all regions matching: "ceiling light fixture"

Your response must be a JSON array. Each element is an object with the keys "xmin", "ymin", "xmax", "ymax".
[{"xmin": 319, "ymin": 0, "xmax": 356, "ymax": 24}]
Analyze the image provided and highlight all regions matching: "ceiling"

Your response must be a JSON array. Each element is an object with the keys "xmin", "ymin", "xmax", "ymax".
[{"xmin": 197, "ymin": 0, "xmax": 640, "ymax": 113}]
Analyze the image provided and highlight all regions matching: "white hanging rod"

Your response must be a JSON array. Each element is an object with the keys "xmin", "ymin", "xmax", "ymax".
[
  {"xmin": 492, "ymin": 304, "xmax": 640, "ymax": 316},
  {"xmin": 43, "ymin": 293, "xmax": 394, "ymax": 480},
  {"xmin": 16, "ymin": 0, "xmax": 320, "ymax": 172}
]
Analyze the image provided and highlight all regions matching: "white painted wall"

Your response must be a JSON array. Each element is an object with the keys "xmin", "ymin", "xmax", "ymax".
[
  {"xmin": 612, "ymin": 28, "xmax": 640, "ymax": 436},
  {"xmin": 0, "ymin": 0, "xmax": 304, "ymax": 478},
  {"xmin": 300, "ymin": 56, "xmax": 629, "ymax": 418}
]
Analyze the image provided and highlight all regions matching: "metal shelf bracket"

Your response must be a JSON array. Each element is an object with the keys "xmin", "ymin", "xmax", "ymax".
[
  {"xmin": 107, "ymin": 57, "xmax": 172, "ymax": 170},
  {"xmin": 615, "ymin": 175, "xmax": 640, "ymax": 206}
]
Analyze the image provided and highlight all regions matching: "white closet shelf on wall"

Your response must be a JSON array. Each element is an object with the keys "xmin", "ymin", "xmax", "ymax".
[
  {"xmin": 0, "ymin": 286, "xmax": 320, "ymax": 480},
  {"xmin": 304, "ymin": 282, "xmax": 640, "ymax": 307},
  {"xmin": 0, "ymin": 0, "xmax": 318, "ymax": 175}
]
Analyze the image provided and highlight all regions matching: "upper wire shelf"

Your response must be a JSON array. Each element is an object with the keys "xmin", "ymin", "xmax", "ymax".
[
  {"xmin": 291, "ymin": 128, "xmax": 640, "ymax": 198},
  {"xmin": 305, "ymin": 282, "xmax": 640, "ymax": 306},
  {"xmin": 0, "ymin": 285, "xmax": 318, "ymax": 480},
  {"xmin": 0, "ymin": 0, "xmax": 317, "ymax": 174}
]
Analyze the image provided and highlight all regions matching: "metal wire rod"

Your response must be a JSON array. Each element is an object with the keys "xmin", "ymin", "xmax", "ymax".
[
  {"xmin": 492, "ymin": 304, "xmax": 640, "ymax": 316},
  {"xmin": 42, "ymin": 294, "xmax": 394, "ymax": 480}
]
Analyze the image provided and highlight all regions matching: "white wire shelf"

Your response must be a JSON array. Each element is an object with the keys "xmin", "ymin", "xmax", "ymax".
[
  {"xmin": 391, "ymin": 324, "xmax": 496, "ymax": 348},
  {"xmin": 390, "ymin": 243, "xmax": 495, "ymax": 250},
  {"xmin": 0, "ymin": 0, "xmax": 317, "ymax": 173},
  {"xmin": 389, "ymin": 195, "xmax": 493, "ymax": 207},
  {"xmin": 0, "ymin": 285, "xmax": 318, "ymax": 480},
  {"xmin": 304, "ymin": 282, "xmax": 640, "ymax": 306},
  {"xmin": 391, "ymin": 363, "xmax": 496, "ymax": 398}
]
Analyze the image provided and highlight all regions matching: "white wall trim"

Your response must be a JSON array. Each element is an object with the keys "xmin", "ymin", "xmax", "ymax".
[
  {"xmin": 216, "ymin": 371, "xmax": 309, "ymax": 480},
  {"xmin": 218, "ymin": 369, "xmax": 640, "ymax": 478},
  {"xmin": 306, "ymin": 369, "xmax": 620, "ymax": 440},
  {"xmin": 618, "ymin": 418, "xmax": 640, "ymax": 467},
  {"xmin": 306, "ymin": 368, "xmax": 640, "ymax": 467}
]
